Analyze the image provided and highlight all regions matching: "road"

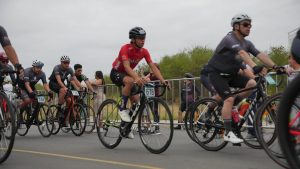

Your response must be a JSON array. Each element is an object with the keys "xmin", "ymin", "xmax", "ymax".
[{"xmin": 2, "ymin": 127, "xmax": 281, "ymax": 169}]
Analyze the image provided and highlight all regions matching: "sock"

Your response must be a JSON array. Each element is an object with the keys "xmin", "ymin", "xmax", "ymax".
[
  {"xmin": 120, "ymin": 95, "xmax": 129, "ymax": 111},
  {"xmin": 224, "ymin": 119, "xmax": 232, "ymax": 135}
]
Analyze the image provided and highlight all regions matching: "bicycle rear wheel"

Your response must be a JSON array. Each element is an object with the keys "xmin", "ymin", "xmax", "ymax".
[
  {"xmin": 190, "ymin": 98, "xmax": 228, "ymax": 151},
  {"xmin": 0, "ymin": 92, "xmax": 16, "ymax": 164},
  {"xmin": 70, "ymin": 103, "xmax": 87, "ymax": 136},
  {"xmin": 96, "ymin": 99, "xmax": 122, "ymax": 149},
  {"xmin": 138, "ymin": 97, "xmax": 173, "ymax": 154},
  {"xmin": 255, "ymin": 93, "xmax": 289, "ymax": 168},
  {"xmin": 37, "ymin": 104, "xmax": 53, "ymax": 137},
  {"xmin": 278, "ymin": 75, "xmax": 300, "ymax": 169},
  {"xmin": 84, "ymin": 104, "xmax": 96, "ymax": 134}
]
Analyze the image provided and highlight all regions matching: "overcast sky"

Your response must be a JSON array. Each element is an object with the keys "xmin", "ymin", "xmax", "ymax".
[{"xmin": 1, "ymin": 0, "xmax": 299, "ymax": 78}]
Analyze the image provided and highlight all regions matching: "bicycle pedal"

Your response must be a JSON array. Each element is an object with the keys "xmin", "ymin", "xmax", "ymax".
[{"xmin": 232, "ymin": 143, "xmax": 242, "ymax": 146}]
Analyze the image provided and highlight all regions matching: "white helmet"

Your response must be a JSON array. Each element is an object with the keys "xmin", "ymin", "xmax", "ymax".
[
  {"xmin": 60, "ymin": 55, "xmax": 70, "ymax": 62},
  {"xmin": 231, "ymin": 13, "xmax": 252, "ymax": 27}
]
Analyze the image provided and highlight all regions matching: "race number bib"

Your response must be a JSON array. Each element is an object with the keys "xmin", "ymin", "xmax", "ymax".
[
  {"xmin": 37, "ymin": 96, "xmax": 45, "ymax": 103},
  {"xmin": 145, "ymin": 86, "xmax": 155, "ymax": 98},
  {"xmin": 71, "ymin": 90, "xmax": 79, "ymax": 96}
]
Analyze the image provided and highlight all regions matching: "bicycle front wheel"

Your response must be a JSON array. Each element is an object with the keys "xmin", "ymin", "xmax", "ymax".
[
  {"xmin": 47, "ymin": 105, "xmax": 61, "ymax": 135},
  {"xmin": 138, "ymin": 97, "xmax": 174, "ymax": 154},
  {"xmin": 70, "ymin": 103, "xmax": 87, "ymax": 136},
  {"xmin": 84, "ymin": 104, "xmax": 96, "ymax": 134},
  {"xmin": 96, "ymin": 99, "xmax": 122, "ymax": 149},
  {"xmin": 0, "ymin": 92, "xmax": 16, "ymax": 164},
  {"xmin": 37, "ymin": 104, "xmax": 53, "ymax": 137},
  {"xmin": 255, "ymin": 93, "xmax": 289, "ymax": 168}
]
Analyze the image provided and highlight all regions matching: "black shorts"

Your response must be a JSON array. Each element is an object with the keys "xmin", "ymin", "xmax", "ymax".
[
  {"xmin": 49, "ymin": 81, "xmax": 60, "ymax": 94},
  {"xmin": 110, "ymin": 69, "xmax": 127, "ymax": 86},
  {"xmin": 200, "ymin": 74, "xmax": 216, "ymax": 95},
  {"xmin": 208, "ymin": 72, "xmax": 249, "ymax": 99}
]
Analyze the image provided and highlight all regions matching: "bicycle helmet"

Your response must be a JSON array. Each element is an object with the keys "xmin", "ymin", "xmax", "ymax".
[
  {"xmin": 32, "ymin": 60, "xmax": 44, "ymax": 68},
  {"xmin": 60, "ymin": 55, "xmax": 70, "ymax": 62},
  {"xmin": 291, "ymin": 29, "xmax": 300, "ymax": 63},
  {"xmin": 231, "ymin": 13, "xmax": 252, "ymax": 27},
  {"xmin": 0, "ymin": 52, "xmax": 8, "ymax": 62},
  {"xmin": 184, "ymin": 73, "xmax": 194, "ymax": 78},
  {"xmin": 129, "ymin": 27, "xmax": 146, "ymax": 39}
]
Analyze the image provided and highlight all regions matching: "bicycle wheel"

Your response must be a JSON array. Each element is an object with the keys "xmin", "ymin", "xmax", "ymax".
[
  {"xmin": 70, "ymin": 103, "xmax": 87, "ymax": 136},
  {"xmin": 138, "ymin": 97, "xmax": 174, "ymax": 154},
  {"xmin": 96, "ymin": 99, "xmax": 122, "ymax": 149},
  {"xmin": 190, "ymin": 98, "xmax": 228, "ymax": 151},
  {"xmin": 37, "ymin": 104, "xmax": 53, "ymax": 137},
  {"xmin": 184, "ymin": 102, "xmax": 198, "ymax": 143},
  {"xmin": 84, "ymin": 104, "xmax": 96, "ymax": 134},
  {"xmin": 278, "ymin": 75, "xmax": 300, "ymax": 169},
  {"xmin": 47, "ymin": 105, "xmax": 61, "ymax": 135},
  {"xmin": 255, "ymin": 93, "xmax": 289, "ymax": 168},
  {"xmin": 16, "ymin": 108, "xmax": 30, "ymax": 136},
  {"xmin": 0, "ymin": 92, "xmax": 16, "ymax": 164}
]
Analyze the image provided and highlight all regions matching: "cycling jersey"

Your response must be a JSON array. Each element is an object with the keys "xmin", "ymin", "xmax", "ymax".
[
  {"xmin": 207, "ymin": 32, "xmax": 260, "ymax": 75},
  {"xmin": 112, "ymin": 43, "xmax": 153, "ymax": 73},
  {"xmin": 0, "ymin": 25, "xmax": 11, "ymax": 47},
  {"xmin": 18, "ymin": 67, "xmax": 47, "ymax": 90},
  {"xmin": 49, "ymin": 64, "xmax": 74, "ymax": 85},
  {"xmin": 76, "ymin": 74, "xmax": 88, "ymax": 83}
]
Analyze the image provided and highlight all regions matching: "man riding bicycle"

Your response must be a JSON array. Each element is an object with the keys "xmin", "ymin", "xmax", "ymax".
[
  {"xmin": 18, "ymin": 60, "xmax": 53, "ymax": 122},
  {"xmin": 206, "ymin": 13, "xmax": 280, "ymax": 144},
  {"xmin": 49, "ymin": 56, "xmax": 80, "ymax": 125},
  {"xmin": 71, "ymin": 64, "xmax": 94, "ymax": 92},
  {"xmin": 110, "ymin": 27, "xmax": 168, "ymax": 138}
]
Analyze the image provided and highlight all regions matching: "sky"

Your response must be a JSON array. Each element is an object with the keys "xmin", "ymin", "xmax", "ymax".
[{"xmin": 1, "ymin": 0, "xmax": 299, "ymax": 79}]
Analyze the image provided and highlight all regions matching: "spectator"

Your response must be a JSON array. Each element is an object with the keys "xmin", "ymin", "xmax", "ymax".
[{"xmin": 91, "ymin": 70, "xmax": 106, "ymax": 113}]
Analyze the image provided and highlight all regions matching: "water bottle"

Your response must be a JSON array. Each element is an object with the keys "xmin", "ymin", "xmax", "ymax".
[
  {"xmin": 238, "ymin": 99, "xmax": 250, "ymax": 117},
  {"xmin": 232, "ymin": 106, "xmax": 239, "ymax": 123}
]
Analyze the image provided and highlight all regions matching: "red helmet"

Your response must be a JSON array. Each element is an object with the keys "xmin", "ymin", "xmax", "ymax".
[{"xmin": 0, "ymin": 52, "xmax": 8, "ymax": 62}]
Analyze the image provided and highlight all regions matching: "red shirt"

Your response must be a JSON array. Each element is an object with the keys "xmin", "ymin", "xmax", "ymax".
[{"xmin": 112, "ymin": 43, "xmax": 153, "ymax": 73}]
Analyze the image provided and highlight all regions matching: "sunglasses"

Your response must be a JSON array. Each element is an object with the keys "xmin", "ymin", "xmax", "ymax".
[
  {"xmin": 241, "ymin": 22, "xmax": 252, "ymax": 28},
  {"xmin": 62, "ymin": 61, "xmax": 70, "ymax": 64}
]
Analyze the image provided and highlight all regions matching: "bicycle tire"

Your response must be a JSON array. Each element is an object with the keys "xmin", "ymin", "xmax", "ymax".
[
  {"xmin": 190, "ymin": 98, "xmax": 228, "ymax": 151},
  {"xmin": 70, "ymin": 103, "xmax": 87, "ymax": 136},
  {"xmin": 255, "ymin": 93, "xmax": 289, "ymax": 168},
  {"xmin": 138, "ymin": 97, "xmax": 174, "ymax": 154},
  {"xmin": 184, "ymin": 101, "xmax": 199, "ymax": 143},
  {"xmin": 278, "ymin": 75, "xmax": 300, "ymax": 169},
  {"xmin": 37, "ymin": 103, "xmax": 53, "ymax": 137},
  {"xmin": 47, "ymin": 105, "xmax": 61, "ymax": 135},
  {"xmin": 16, "ymin": 108, "xmax": 30, "ymax": 136},
  {"xmin": 0, "ymin": 92, "xmax": 16, "ymax": 164},
  {"xmin": 96, "ymin": 99, "xmax": 122, "ymax": 149},
  {"xmin": 84, "ymin": 104, "xmax": 96, "ymax": 134}
]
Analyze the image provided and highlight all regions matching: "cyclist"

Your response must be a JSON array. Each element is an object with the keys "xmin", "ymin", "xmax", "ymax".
[
  {"xmin": 71, "ymin": 64, "xmax": 94, "ymax": 92},
  {"xmin": 18, "ymin": 60, "xmax": 53, "ymax": 123},
  {"xmin": 287, "ymin": 30, "xmax": 300, "ymax": 82},
  {"xmin": 49, "ymin": 56, "xmax": 79, "ymax": 125},
  {"xmin": 206, "ymin": 13, "xmax": 280, "ymax": 144},
  {"xmin": 0, "ymin": 52, "xmax": 16, "ymax": 86},
  {"xmin": 110, "ymin": 27, "xmax": 168, "ymax": 138},
  {"xmin": 0, "ymin": 25, "xmax": 22, "ymax": 71}
]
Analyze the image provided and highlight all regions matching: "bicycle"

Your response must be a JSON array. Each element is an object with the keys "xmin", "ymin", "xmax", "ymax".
[
  {"xmin": 16, "ymin": 92, "xmax": 53, "ymax": 137},
  {"xmin": 48, "ymin": 89, "xmax": 87, "ymax": 136},
  {"xmin": 96, "ymin": 83, "xmax": 173, "ymax": 154},
  {"xmin": 0, "ymin": 70, "xmax": 16, "ymax": 164},
  {"xmin": 277, "ymin": 73, "xmax": 300, "ymax": 169},
  {"xmin": 75, "ymin": 90, "xmax": 96, "ymax": 134},
  {"xmin": 188, "ymin": 75, "xmax": 270, "ymax": 151}
]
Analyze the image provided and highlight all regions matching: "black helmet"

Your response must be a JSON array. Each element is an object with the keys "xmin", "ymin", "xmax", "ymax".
[
  {"xmin": 129, "ymin": 27, "xmax": 146, "ymax": 39},
  {"xmin": 184, "ymin": 73, "xmax": 194, "ymax": 78},
  {"xmin": 291, "ymin": 29, "xmax": 300, "ymax": 63}
]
